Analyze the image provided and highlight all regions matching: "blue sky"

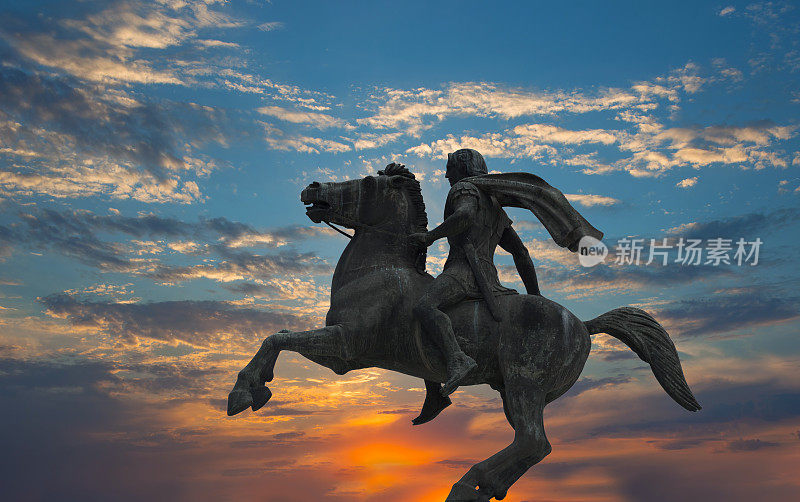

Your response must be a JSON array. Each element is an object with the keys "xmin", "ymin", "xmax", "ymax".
[{"xmin": 1, "ymin": 1, "xmax": 799, "ymax": 501}]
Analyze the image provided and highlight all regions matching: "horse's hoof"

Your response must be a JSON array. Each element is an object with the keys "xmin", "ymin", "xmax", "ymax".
[
  {"xmin": 251, "ymin": 386, "xmax": 272, "ymax": 411},
  {"xmin": 227, "ymin": 389, "xmax": 253, "ymax": 416},
  {"xmin": 445, "ymin": 481, "xmax": 490, "ymax": 502}
]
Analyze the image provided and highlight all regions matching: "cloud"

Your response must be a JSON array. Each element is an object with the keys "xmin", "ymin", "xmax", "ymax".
[
  {"xmin": 145, "ymin": 248, "xmax": 330, "ymax": 285},
  {"xmin": 0, "ymin": 66, "xmax": 230, "ymax": 202},
  {"xmin": 197, "ymin": 39, "xmax": 239, "ymax": 48},
  {"xmin": 1, "ymin": 210, "xmax": 141, "ymax": 272},
  {"xmin": 1, "ymin": 0, "xmax": 241, "ymax": 85},
  {"xmin": 351, "ymin": 131, "xmax": 404, "ymax": 150},
  {"xmin": 654, "ymin": 290, "xmax": 800, "ymax": 338},
  {"xmin": 362, "ymin": 82, "xmax": 646, "ymax": 135},
  {"xmin": 222, "ymin": 282, "xmax": 273, "ymax": 295},
  {"xmin": 0, "ymin": 354, "xmax": 436, "ymax": 501},
  {"xmin": 262, "ymin": 122, "xmax": 352, "ymax": 153},
  {"xmin": 1, "ymin": 208, "xmax": 331, "ymax": 308},
  {"xmin": 677, "ymin": 176, "xmax": 698, "ymax": 188},
  {"xmin": 0, "ymin": 207, "xmax": 328, "ymax": 275},
  {"xmin": 40, "ymin": 294, "xmax": 307, "ymax": 346},
  {"xmin": 534, "ymin": 260, "xmax": 735, "ymax": 300},
  {"xmin": 216, "ymin": 69, "xmax": 335, "ymax": 109},
  {"xmin": 256, "ymin": 106, "xmax": 348, "ymax": 129},
  {"xmin": 568, "ymin": 376, "xmax": 633, "ymax": 397},
  {"xmin": 4, "ymin": 31, "xmax": 183, "ymax": 85},
  {"xmin": 513, "ymin": 124, "xmax": 618, "ymax": 145},
  {"xmin": 620, "ymin": 121, "xmax": 796, "ymax": 173},
  {"xmin": 258, "ymin": 21, "xmax": 285, "ymax": 32},
  {"xmin": 406, "ymin": 124, "xmax": 620, "ymax": 161},
  {"xmin": 405, "ymin": 88, "xmax": 794, "ymax": 177},
  {"xmin": 406, "ymin": 132, "xmax": 558, "ymax": 160},
  {"xmin": 362, "ymin": 63, "xmax": 707, "ymax": 142},
  {"xmin": 0, "ymin": 1, "xmax": 345, "ymax": 191},
  {"xmin": 3, "ymin": 314, "xmax": 800, "ymax": 502},
  {"xmin": 665, "ymin": 208, "xmax": 800, "ymax": 240},
  {"xmin": 509, "ymin": 204, "xmax": 800, "ymax": 301},
  {"xmin": 565, "ymin": 193, "xmax": 621, "ymax": 207},
  {"xmin": 712, "ymin": 58, "xmax": 745, "ymax": 81},
  {"xmin": 66, "ymin": 1, "xmax": 240, "ymax": 51},
  {"xmin": 513, "ymin": 232, "xmax": 744, "ymax": 293},
  {"xmin": 719, "ymin": 6, "xmax": 736, "ymax": 16},
  {"xmin": 724, "ymin": 438, "xmax": 779, "ymax": 452}
]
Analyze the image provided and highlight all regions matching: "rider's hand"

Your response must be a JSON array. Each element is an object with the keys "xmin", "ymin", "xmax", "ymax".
[{"xmin": 408, "ymin": 232, "xmax": 430, "ymax": 249}]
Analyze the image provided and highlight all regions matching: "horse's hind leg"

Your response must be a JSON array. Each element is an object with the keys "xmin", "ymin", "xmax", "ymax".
[
  {"xmin": 227, "ymin": 325, "xmax": 349, "ymax": 416},
  {"xmin": 446, "ymin": 376, "xmax": 550, "ymax": 501}
]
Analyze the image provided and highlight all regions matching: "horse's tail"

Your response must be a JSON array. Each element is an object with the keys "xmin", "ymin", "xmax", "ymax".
[{"xmin": 584, "ymin": 307, "xmax": 701, "ymax": 412}]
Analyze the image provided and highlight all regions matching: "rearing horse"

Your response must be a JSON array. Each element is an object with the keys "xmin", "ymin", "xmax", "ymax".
[{"xmin": 227, "ymin": 164, "xmax": 700, "ymax": 502}]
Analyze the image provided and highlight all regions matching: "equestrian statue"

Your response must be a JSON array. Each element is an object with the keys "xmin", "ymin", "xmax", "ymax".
[{"xmin": 227, "ymin": 149, "xmax": 701, "ymax": 502}]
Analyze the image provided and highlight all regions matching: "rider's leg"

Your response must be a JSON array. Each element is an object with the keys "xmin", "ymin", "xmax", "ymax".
[
  {"xmin": 412, "ymin": 379, "xmax": 452, "ymax": 425},
  {"xmin": 413, "ymin": 274, "xmax": 478, "ymax": 396}
]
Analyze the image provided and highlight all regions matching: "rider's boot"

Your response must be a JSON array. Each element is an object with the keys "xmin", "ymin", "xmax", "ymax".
[
  {"xmin": 412, "ymin": 379, "xmax": 452, "ymax": 425},
  {"xmin": 441, "ymin": 350, "xmax": 477, "ymax": 397}
]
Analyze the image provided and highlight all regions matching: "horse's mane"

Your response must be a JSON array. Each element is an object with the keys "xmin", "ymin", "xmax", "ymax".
[{"xmin": 377, "ymin": 163, "xmax": 428, "ymax": 273}]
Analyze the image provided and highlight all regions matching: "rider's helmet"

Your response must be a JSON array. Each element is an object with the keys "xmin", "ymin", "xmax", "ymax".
[{"xmin": 446, "ymin": 149, "xmax": 488, "ymax": 181}]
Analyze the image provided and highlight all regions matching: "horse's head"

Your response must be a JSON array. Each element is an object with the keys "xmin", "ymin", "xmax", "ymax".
[
  {"xmin": 301, "ymin": 163, "xmax": 427, "ymax": 236},
  {"xmin": 301, "ymin": 163, "xmax": 429, "ymax": 272}
]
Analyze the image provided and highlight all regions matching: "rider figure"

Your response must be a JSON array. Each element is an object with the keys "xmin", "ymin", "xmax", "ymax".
[{"xmin": 409, "ymin": 149, "xmax": 541, "ymax": 401}]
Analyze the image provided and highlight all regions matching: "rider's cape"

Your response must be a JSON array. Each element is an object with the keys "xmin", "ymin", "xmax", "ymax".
[{"xmin": 466, "ymin": 172, "xmax": 603, "ymax": 251}]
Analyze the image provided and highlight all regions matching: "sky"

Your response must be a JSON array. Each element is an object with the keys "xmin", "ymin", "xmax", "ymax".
[{"xmin": 1, "ymin": 1, "xmax": 799, "ymax": 501}]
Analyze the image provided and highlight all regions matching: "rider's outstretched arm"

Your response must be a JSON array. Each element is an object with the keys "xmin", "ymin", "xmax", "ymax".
[
  {"xmin": 499, "ymin": 226, "xmax": 541, "ymax": 296},
  {"xmin": 423, "ymin": 195, "xmax": 478, "ymax": 245}
]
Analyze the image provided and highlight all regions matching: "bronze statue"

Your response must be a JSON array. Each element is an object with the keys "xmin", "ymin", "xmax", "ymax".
[{"xmin": 227, "ymin": 152, "xmax": 700, "ymax": 502}]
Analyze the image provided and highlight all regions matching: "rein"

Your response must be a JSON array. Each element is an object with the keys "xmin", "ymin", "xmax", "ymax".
[
  {"xmin": 322, "ymin": 210, "xmax": 406, "ymax": 240},
  {"xmin": 324, "ymin": 221, "xmax": 356, "ymax": 239}
]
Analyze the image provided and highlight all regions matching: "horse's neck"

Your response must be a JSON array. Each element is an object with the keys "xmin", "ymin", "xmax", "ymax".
[{"xmin": 331, "ymin": 228, "xmax": 418, "ymax": 292}]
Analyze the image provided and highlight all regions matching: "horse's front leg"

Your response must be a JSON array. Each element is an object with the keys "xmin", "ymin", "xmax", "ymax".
[{"xmin": 227, "ymin": 325, "xmax": 350, "ymax": 416}]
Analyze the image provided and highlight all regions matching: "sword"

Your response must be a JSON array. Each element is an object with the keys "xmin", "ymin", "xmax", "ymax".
[{"xmin": 463, "ymin": 239, "xmax": 503, "ymax": 322}]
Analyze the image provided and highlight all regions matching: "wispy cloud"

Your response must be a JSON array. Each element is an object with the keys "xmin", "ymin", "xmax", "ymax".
[
  {"xmin": 257, "ymin": 106, "xmax": 348, "ymax": 129},
  {"xmin": 655, "ymin": 290, "xmax": 800, "ymax": 338},
  {"xmin": 145, "ymin": 248, "xmax": 330, "ymax": 286},
  {"xmin": 395, "ymin": 64, "xmax": 794, "ymax": 178},
  {"xmin": 0, "ymin": 208, "xmax": 329, "ymax": 281},
  {"xmin": 665, "ymin": 208, "xmax": 800, "ymax": 240},
  {"xmin": 258, "ymin": 21, "xmax": 285, "ymax": 32},
  {"xmin": 262, "ymin": 122, "xmax": 352, "ymax": 153},
  {"xmin": 1, "ymin": 0, "xmax": 241, "ymax": 85},
  {"xmin": 40, "ymin": 293, "xmax": 306, "ymax": 347},
  {"xmin": 564, "ymin": 193, "xmax": 621, "ymax": 207},
  {"xmin": 0, "ymin": 66, "xmax": 229, "ymax": 202}
]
